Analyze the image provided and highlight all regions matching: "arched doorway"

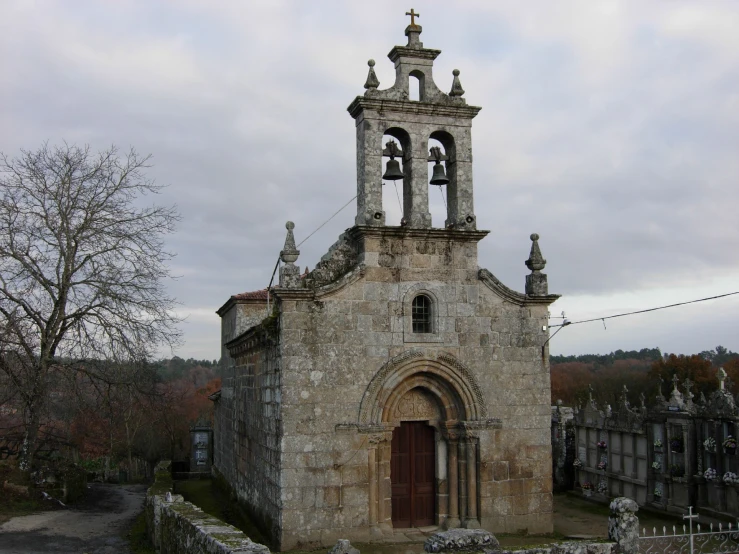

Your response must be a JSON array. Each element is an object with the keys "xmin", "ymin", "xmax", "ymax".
[{"xmin": 359, "ymin": 353, "xmax": 490, "ymax": 535}]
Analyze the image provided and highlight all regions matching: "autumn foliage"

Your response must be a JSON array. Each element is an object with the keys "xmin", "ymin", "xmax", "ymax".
[{"xmin": 551, "ymin": 346, "xmax": 739, "ymax": 407}]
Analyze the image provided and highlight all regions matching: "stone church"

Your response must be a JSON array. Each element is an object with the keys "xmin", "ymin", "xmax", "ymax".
[{"xmin": 213, "ymin": 17, "xmax": 559, "ymax": 551}]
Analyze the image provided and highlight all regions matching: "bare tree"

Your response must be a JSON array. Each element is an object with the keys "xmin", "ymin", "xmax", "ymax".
[{"xmin": 0, "ymin": 143, "xmax": 181, "ymax": 470}]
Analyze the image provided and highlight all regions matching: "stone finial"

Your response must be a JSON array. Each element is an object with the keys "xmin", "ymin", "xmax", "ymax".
[
  {"xmin": 280, "ymin": 221, "xmax": 299, "ymax": 264},
  {"xmin": 525, "ymin": 233, "xmax": 548, "ymax": 296},
  {"xmin": 364, "ymin": 59, "xmax": 380, "ymax": 90},
  {"xmin": 656, "ymin": 376, "xmax": 665, "ymax": 402},
  {"xmin": 449, "ymin": 69, "xmax": 465, "ymax": 97},
  {"xmin": 718, "ymin": 367, "xmax": 727, "ymax": 390},
  {"xmin": 668, "ymin": 374, "xmax": 685, "ymax": 410},
  {"xmin": 620, "ymin": 385, "xmax": 630, "ymax": 409},
  {"xmin": 279, "ymin": 221, "xmax": 301, "ymax": 288},
  {"xmin": 526, "ymin": 233, "xmax": 546, "ymax": 272}
]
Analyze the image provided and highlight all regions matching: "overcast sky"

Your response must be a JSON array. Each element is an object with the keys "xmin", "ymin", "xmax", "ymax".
[{"xmin": 1, "ymin": 1, "xmax": 738, "ymax": 361}]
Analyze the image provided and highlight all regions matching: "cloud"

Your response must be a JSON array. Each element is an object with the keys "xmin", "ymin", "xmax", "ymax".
[{"xmin": 1, "ymin": 0, "xmax": 737, "ymax": 358}]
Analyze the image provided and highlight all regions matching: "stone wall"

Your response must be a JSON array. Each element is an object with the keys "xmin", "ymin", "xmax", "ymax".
[
  {"xmin": 146, "ymin": 460, "xmax": 269, "ymax": 554},
  {"xmin": 215, "ymin": 318, "xmax": 283, "ymax": 542}
]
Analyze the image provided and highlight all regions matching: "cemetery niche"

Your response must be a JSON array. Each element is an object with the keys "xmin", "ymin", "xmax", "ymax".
[{"xmin": 552, "ymin": 368, "xmax": 739, "ymax": 519}]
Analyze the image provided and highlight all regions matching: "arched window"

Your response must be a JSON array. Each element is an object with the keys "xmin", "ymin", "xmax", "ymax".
[{"xmin": 412, "ymin": 294, "xmax": 432, "ymax": 333}]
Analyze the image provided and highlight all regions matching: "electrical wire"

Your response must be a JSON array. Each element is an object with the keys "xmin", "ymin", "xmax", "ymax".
[
  {"xmin": 265, "ymin": 193, "xmax": 358, "ymax": 300},
  {"xmin": 549, "ymin": 291, "xmax": 739, "ymax": 328},
  {"xmin": 297, "ymin": 194, "xmax": 358, "ymax": 248}
]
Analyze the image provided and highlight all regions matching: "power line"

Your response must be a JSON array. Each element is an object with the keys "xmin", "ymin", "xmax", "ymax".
[
  {"xmin": 297, "ymin": 194, "xmax": 358, "ymax": 248},
  {"xmin": 550, "ymin": 291, "xmax": 739, "ymax": 328}
]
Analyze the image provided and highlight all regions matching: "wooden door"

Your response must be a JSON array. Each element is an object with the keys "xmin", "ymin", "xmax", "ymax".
[{"xmin": 391, "ymin": 421, "xmax": 436, "ymax": 527}]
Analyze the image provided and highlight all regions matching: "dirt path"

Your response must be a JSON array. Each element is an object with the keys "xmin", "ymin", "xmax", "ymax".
[{"xmin": 0, "ymin": 483, "xmax": 146, "ymax": 554}]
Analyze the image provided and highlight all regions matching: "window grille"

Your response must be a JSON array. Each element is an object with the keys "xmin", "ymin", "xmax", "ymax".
[{"xmin": 412, "ymin": 295, "xmax": 432, "ymax": 333}]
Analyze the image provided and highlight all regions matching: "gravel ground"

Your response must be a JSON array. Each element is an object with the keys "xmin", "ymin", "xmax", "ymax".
[{"xmin": 0, "ymin": 483, "xmax": 146, "ymax": 554}]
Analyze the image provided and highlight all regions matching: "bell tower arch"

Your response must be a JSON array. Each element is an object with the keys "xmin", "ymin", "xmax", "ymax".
[{"xmin": 348, "ymin": 19, "xmax": 482, "ymax": 230}]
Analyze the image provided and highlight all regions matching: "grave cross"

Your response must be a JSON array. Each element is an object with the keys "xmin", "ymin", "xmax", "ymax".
[
  {"xmin": 406, "ymin": 9, "xmax": 420, "ymax": 26},
  {"xmin": 683, "ymin": 506, "xmax": 699, "ymax": 553}
]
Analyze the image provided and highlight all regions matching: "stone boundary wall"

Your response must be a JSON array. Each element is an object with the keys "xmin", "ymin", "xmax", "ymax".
[{"xmin": 146, "ymin": 461, "xmax": 270, "ymax": 554}]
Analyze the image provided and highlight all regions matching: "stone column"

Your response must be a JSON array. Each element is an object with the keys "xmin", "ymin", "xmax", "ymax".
[
  {"xmin": 446, "ymin": 434, "xmax": 461, "ymax": 528},
  {"xmin": 464, "ymin": 435, "xmax": 480, "ymax": 528},
  {"xmin": 608, "ymin": 497, "xmax": 639, "ymax": 554},
  {"xmin": 405, "ymin": 136, "xmax": 432, "ymax": 229},
  {"xmin": 368, "ymin": 439, "xmax": 379, "ymax": 534},
  {"xmin": 378, "ymin": 432, "xmax": 393, "ymax": 531}
]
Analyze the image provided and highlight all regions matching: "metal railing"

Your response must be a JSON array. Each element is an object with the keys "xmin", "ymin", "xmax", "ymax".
[{"xmin": 639, "ymin": 507, "xmax": 739, "ymax": 554}]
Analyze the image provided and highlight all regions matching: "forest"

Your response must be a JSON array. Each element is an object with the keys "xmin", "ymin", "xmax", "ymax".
[
  {"xmin": 551, "ymin": 345, "xmax": 739, "ymax": 408},
  {"xmin": 0, "ymin": 357, "xmax": 220, "ymax": 477}
]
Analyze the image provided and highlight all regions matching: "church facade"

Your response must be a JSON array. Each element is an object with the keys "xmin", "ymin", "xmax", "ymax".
[{"xmin": 213, "ymin": 19, "xmax": 559, "ymax": 551}]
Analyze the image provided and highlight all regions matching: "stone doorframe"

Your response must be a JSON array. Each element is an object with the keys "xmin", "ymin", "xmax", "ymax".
[{"xmin": 357, "ymin": 351, "xmax": 498, "ymax": 536}]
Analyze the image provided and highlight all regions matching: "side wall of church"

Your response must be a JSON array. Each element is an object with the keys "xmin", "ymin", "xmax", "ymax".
[
  {"xmin": 276, "ymin": 231, "xmax": 553, "ymax": 549},
  {"xmin": 213, "ymin": 324, "xmax": 283, "ymax": 545},
  {"xmin": 219, "ymin": 301, "xmax": 269, "ymax": 369}
]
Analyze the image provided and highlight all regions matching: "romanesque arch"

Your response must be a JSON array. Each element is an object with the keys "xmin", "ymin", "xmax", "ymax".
[
  {"xmin": 359, "ymin": 351, "xmax": 487, "ymax": 533},
  {"xmin": 358, "ymin": 350, "xmax": 486, "ymax": 426}
]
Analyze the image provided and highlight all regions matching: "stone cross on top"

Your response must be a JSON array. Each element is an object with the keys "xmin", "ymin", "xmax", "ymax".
[{"xmin": 406, "ymin": 9, "xmax": 420, "ymax": 26}]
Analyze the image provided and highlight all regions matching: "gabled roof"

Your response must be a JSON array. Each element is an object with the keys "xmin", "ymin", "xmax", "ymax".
[{"xmin": 216, "ymin": 268, "xmax": 309, "ymax": 316}]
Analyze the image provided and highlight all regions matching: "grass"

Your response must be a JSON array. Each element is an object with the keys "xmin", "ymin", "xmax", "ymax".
[
  {"xmin": 174, "ymin": 478, "xmax": 270, "ymax": 547},
  {"xmin": 127, "ymin": 509, "xmax": 156, "ymax": 554},
  {"xmin": 0, "ymin": 460, "xmax": 58, "ymax": 525},
  {"xmin": 0, "ymin": 493, "xmax": 50, "ymax": 525}
]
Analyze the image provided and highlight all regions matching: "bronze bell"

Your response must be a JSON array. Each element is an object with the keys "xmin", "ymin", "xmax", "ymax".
[
  {"xmin": 382, "ymin": 158, "xmax": 404, "ymax": 181},
  {"xmin": 429, "ymin": 161, "xmax": 449, "ymax": 185}
]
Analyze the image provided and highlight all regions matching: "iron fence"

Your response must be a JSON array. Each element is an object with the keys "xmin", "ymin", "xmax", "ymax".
[{"xmin": 639, "ymin": 507, "xmax": 739, "ymax": 554}]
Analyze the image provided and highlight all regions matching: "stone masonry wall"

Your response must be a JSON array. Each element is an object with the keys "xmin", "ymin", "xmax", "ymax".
[
  {"xmin": 272, "ymin": 227, "xmax": 554, "ymax": 549},
  {"xmin": 146, "ymin": 461, "xmax": 269, "ymax": 554},
  {"xmin": 214, "ymin": 321, "xmax": 283, "ymax": 543}
]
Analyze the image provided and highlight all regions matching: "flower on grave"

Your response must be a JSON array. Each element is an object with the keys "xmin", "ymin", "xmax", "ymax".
[
  {"xmin": 723, "ymin": 472, "xmax": 738, "ymax": 485},
  {"xmin": 597, "ymin": 441, "xmax": 607, "ymax": 449},
  {"xmin": 654, "ymin": 487, "xmax": 662, "ymax": 498},
  {"xmin": 670, "ymin": 436, "xmax": 684, "ymax": 451},
  {"xmin": 652, "ymin": 461, "xmax": 661, "ymax": 471},
  {"xmin": 597, "ymin": 460, "xmax": 608, "ymax": 470},
  {"xmin": 573, "ymin": 458, "xmax": 583, "ymax": 468},
  {"xmin": 597, "ymin": 481, "xmax": 608, "ymax": 494},
  {"xmin": 581, "ymin": 481, "xmax": 593, "ymax": 491},
  {"xmin": 704, "ymin": 468, "xmax": 718, "ymax": 481},
  {"xmin": 704, "ymin": 437, "xmax": 717, "ymax": 452},
  {"xmin": 653, "ymin": 439, "xmax": 663, "ymax": 448},
  {"xmin": 723, "ymin": 436, "xmax": 737, "ymax": 449}
]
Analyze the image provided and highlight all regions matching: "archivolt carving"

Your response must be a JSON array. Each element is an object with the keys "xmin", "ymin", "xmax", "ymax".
[
  {"xmin": 436, "ymin": 352, "xmax": 487, "ymax": 418},
  {"xmin": 358, "ymin": 350, "xmax": 487, "ymax": 425},
  {"xmin": 393, "ymin": 389, "xmax": 440, "ymax": 420}
]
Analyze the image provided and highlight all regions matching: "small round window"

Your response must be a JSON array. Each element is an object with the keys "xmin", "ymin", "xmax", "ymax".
[{"xmin": 411, "ymin": 294, "xmax": 432, "ymax": 334}]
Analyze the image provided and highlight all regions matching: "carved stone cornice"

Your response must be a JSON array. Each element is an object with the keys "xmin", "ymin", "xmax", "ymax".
[
  {"xmin": 347, "ymin": 97, "xmax": 482, "ymax": 120},
  {"xmin": 478, "ymin": 268, "xmax": 560, "ymax": 307},
  {"xmin": 347, "ymin": 225, "xmax": 489, "ymax": 243},
  {"xmin": 314, "ymin": 264, "xmax": 366, "ymax": 299}
]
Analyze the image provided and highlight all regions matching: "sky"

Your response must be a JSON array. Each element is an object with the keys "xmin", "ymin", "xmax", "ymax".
[{"xmin": 1, "ymin": 1, "xmax": 738, "ymax": 361}]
